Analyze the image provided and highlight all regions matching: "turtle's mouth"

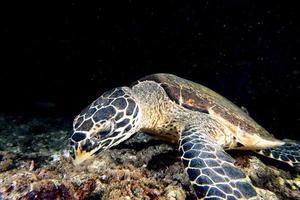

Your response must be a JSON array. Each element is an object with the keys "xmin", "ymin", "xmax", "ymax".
[
  {"xmin": 71, "ymin": 146, "xmax": 96, "ymax": 165},
  {"xmin": 70, "ymin": 134, "xmax": 113, "ymax": 165},
  {"xmin": 71, "ymin": 140, "xmax": 103, "ymax": 165}
]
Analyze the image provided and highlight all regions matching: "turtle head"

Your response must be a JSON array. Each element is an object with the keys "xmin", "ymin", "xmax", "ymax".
[{"xmin": 69, "ymin": 87, "xmax": 140, "ymax": 165}]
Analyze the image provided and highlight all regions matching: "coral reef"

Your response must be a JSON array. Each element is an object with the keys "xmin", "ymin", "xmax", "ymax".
[{"xmin": 0, "ymin": 114, "xmax": 299, "ymax": 199}]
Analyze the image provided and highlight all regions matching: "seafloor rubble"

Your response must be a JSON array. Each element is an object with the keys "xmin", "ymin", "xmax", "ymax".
[{"xmin": 0, "ymin": 114, "xmax": 299, "ymax": 200}]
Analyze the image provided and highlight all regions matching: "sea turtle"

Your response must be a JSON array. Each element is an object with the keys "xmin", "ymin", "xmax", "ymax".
[{"xmin": 69, "ymin": 73, "xmax": 300, "ymax": 199}]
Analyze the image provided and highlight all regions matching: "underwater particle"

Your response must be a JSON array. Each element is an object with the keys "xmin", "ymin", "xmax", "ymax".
[{"xmin": 29, "ymin": 160, "xmax": 35, "ymax": 171}]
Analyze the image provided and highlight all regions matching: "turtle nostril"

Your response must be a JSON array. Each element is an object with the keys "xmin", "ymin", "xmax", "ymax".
[{"xmin": 71, "ymin": 132, "xmax": 87, "ymax": 142}]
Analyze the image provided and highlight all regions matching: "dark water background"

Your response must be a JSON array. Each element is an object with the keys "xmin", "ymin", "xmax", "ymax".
[{"xmin": 1, "ymin": 1, "xmax": 299, "ymax": 140}]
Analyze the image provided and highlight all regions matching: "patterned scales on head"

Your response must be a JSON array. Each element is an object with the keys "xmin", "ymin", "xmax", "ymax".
[
  {"xmin": 69, "ymin": 73, "xmax": 300, "ymax": 200},
  {"xmin": 70, "ymin": 87, "xmax": 139, "ymax": 163}
]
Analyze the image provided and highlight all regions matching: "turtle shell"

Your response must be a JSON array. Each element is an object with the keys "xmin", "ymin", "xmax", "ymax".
[{"xmin": 136, "ymin": 73, "xmax": 276, "ymax": 140}]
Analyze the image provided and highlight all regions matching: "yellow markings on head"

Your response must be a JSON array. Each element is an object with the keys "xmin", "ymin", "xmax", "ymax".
[
  {"xmin": 73, "ymin": 146, "xmax": 95, "ymax": 165},
  {"xmin": 75, "ymin": 146, "xmax": 84, "ymax": 157}
]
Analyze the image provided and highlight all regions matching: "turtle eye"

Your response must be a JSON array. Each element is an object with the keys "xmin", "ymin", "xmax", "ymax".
[{"xmin": 95, "ymin": 120, "xmax": 115, "ymax": 139}]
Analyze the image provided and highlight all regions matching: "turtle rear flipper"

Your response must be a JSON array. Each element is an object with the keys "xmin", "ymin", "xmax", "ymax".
[
  {"xmin": 180, "ymin": 125, "xmax": 260, "ymax": 200},
  {"xmin": 256, "ymin": 140, "xmax": 300, "ymax": 167}
]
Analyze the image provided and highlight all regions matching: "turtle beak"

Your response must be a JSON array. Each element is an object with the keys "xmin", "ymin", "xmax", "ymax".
[{"xmin": 71, "ymin": 145, "xmax": 95, "ymax": 165}]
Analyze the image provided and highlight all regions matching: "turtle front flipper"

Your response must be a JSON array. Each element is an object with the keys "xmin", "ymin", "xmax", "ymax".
[
  {"xmin": 256, "ymin": 141, "xmax": 300, "ymax": 167},
  {"xmin": 180, "ymin": 125, "xmax": 260, "ymax": 200}
]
